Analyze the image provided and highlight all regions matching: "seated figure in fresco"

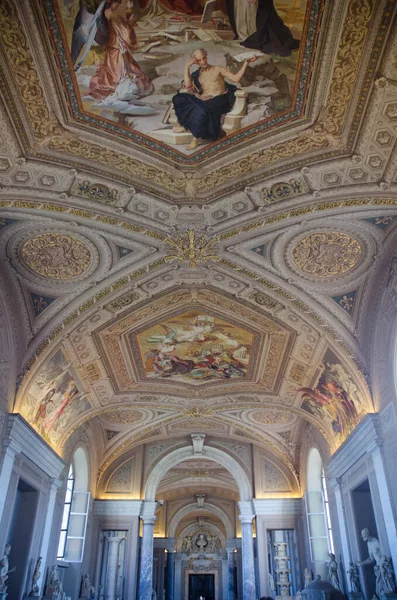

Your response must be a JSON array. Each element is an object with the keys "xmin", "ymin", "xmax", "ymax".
[{"xmin": 172, "ymin": 48, "xmax": 258, "ymax": 150}]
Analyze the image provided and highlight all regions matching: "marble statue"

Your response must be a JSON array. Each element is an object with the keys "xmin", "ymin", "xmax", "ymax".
[
  {"xmin": 208, "ymin": 535, "xmax": 220, "ymax": 554},
  {"xmin": 347, "ymin": 561, "xmax": 361, "ymax": 593},
  {"xmin": 182, "ymin": 536, "xmax": 193, "ymax": 555},
  {"xmin": 328, "ymin": 553, "xmax": 341, "ymax": 590},
  {"xmin": 81, "ymin": 574, "xmax": 95, "ymax": 599},
  {"xmin": 355, "ymin": 529, "xmax": 396, "ymax": 597},
  {"xmin": 0, "ymin": 544, "xmax": 16, "ymax": 594},
  {"xmin": 304, "ymin": 568, "xmax": 312, "ymax": 588},
  {"xmin": 196, "ymin": 533, "xmax": 208, "ymax": 551},
  {"xmin": 29, "ymin": 557, "xmax": 42, "ymax": 596},
  {"xmin": 376, "ymin": 556, "xmax": 396, "ymax": 595},
  {"xmin": 47, "ymin": 565, "xmax": 61, "ymax": 596}
]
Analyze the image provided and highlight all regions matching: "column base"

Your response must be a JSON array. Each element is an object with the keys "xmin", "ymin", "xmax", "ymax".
[{"xmin": 348, "ymin": 593, "xmax": 364, "ymax": 600}]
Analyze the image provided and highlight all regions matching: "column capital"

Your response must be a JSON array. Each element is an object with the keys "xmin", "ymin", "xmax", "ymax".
[
  {"xmin": 239, "ymin": 515, "xmax": 255, "ymax": 524},
  {"xmin": 140, "ymin": 500, "xmax": 158, "ymax": 522},
  {"xmin": 238, "ymin": 500, "xmax": 255, "ymax": 522}
]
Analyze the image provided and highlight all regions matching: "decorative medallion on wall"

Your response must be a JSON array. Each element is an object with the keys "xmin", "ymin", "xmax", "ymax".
[
  {"xmin": 30, "ymin": 292, "xmax": 56, "ymax": 316},
  {"xmin": 102, "ymin": 409, "xmax": 143, "ymax": 424},
  {"xmin": 291, "ymin": 232, "xmax": 362, "ymax": 277},
  {"xmin": 21, "ymin": 233, "xmax": 93, "ymax": 280},
  {"xmin": 363, "ymin": 216, "xmax": 397, "ymax": 230},
  {"xmin": 331, "ymin": 290, "xmax": 357, "ymax": 315},
  {"xmin": 252, "ymin": 410, "xmax": 293, "ymax": 425},
  {"xmin": 261, "ymin": 178, "xmax": 307, "ymax": 204}
]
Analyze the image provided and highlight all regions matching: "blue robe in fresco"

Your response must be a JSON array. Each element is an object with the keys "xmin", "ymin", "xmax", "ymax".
[{"xmin": 172, "ymin": 70, "xmax": 237, "ymax": 141}]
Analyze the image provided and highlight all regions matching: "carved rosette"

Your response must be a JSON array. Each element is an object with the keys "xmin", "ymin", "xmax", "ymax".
[
  {"xmin": 21, "ymin": 233, "xmax": 92, "ymax": 280},
  {"xmin": 291, "ymin": 232, "xmax": 362, "ymax": 277}
]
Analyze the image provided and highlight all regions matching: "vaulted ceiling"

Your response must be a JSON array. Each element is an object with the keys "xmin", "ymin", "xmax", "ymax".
[{"xmin": 0, "ymin": 0, "xmax": 397, "ymax": 502}]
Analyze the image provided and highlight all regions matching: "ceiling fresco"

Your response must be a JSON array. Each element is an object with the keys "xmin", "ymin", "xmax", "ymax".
[
  {"xmin": 132, "ymin": 309, "xmax": 256, "ymax": 382},
  {"xmin": 40, "ymin": 0, "xmax": 321, "ymax": 161},
  {"xmin": 0, "ymin": 0, "xmax": 396, "ymax": 501}
]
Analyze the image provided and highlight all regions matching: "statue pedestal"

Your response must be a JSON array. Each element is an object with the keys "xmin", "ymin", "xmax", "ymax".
[
  {"xmin": 380, "ymin": 594, "xmax": 397, "ymax": 600},
  {"xmin": 348, "ymin": 593, "xmax": 364, "ymax": 600}
]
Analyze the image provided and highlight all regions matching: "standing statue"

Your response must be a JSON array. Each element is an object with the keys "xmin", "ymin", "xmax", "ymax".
[
  {"xmin": 328, "ymin": 553, "xmax": 341, "ymax": 590},
  {"xmin": 81, "ymin": 574, "xmax": 93, "ymax": 599},
  {"xmin": 29, "ymin": 557, "xmax": 42, "ymax": 596},
  {"xmin": 355, "ymin": 529, "xmax": 395, "ymax": 597},
  {"xmin": 182, "ymin": 536, "xmax": 193, "ymax": 555},
  {"xmin": 0, "ymin": 544, "xmax": 16, "ymax": 594},
  {"xmin": 46, "ymin": 566, "xmax": 61, "ymax": 597},
  {"xmin": 304, "ymin": 568, "xmax": 312, "ymax": 588},
  {"xmin": 347, "ymin": 561, "xmax": 361, "ymax": 593}
]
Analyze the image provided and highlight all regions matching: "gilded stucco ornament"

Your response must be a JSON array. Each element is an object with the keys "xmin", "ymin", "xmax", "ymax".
[
  {"xmin": 165, "ymin": 230, "xmax": 219, "ymax": 268},
  {"xmin": 292, "ymin": 232, "xmax": 362, "ymax": 277},
  {"xmin": 21, "ymin": 233, "xmax": 92, "ymax": 280}
]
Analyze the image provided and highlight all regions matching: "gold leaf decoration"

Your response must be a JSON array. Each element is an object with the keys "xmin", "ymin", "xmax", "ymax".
[
  {"xmin": 165, "ymin": 229, "xmax": 219, "ymax": 268},
  {"xmin": 292, "ymin": 232, "xmax": 362, "ymax": 277},
  {"xmin": 21, "ymin": 233, "xmax": 93, "ymax": 279}
]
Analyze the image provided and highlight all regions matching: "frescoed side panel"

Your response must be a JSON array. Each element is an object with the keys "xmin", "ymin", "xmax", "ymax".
[
  {"xmin": 298, "ymin": 349, "xmax": 370, "ymax": 444},
  {"xmin": 22, "ymin": 348, "xmax": 90, "ymax": 448}
]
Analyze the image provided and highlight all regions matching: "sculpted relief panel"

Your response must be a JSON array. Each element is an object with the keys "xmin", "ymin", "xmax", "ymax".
[
  {"xmin": 291, "ymin": 232, "xmax": 362, "ymax": 278},
  {"xmin": 21, "ymin": 233, "xmax": 93, "ymax": 280}
]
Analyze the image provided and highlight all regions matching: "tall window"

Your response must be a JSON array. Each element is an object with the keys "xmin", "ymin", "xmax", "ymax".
[
  {"xmin": 57, "ymin": 448, "xmax": 90, "ymax": 562},
  {"xmin": 321, "ymin": 467, "xmax": 334, "ymax": 554},
  {"xmin": 305, "ymin": 448, "xmax": 334, "ymax": 577},
  {"xmin": 57, "ymin": 464, "xmax": 75, "ymax": 559}
]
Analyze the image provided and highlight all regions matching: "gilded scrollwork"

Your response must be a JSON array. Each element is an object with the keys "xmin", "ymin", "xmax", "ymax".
[
  {"xmin": 291, "ymin": 232, "xmax": 362, "ymax": 277},
  {"xmin": 21, "ymin": 233, "xmax": 93, "ymax": 279}
]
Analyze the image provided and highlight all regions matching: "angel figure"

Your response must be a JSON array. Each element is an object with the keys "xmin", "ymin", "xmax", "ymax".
[{"xmin": 71, "ymin": 0, "xmax": 153, "ymax": 107}]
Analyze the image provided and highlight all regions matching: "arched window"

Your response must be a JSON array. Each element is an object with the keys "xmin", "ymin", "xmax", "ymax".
[
  {"xmin": 57, "ymin": 448, "xmax": 90, "ymax": 562},
  {"xmin": 305, "ymin": 448, "xmax": 334, "ymax": 574}
]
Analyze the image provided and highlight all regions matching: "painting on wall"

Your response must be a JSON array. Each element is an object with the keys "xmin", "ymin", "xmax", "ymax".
[
  {"xmin": 42, "ymin": 0, "xmax": 321, "ymax": 156},
  {"xmin": 131, "ymin": 309, "xmax": 256, "ymax": 382},
  {"xmin": 22, "ymin": 348, "xmax": 90, "ymax": 447},
  {"xmin": 298, "ymin": 349, "xmax": 369, "ymax": 443}
]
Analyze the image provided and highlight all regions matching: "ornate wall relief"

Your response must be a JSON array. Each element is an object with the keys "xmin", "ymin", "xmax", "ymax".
[{"xmin": 291, "ymin": 232, "xmax": 362, "ymax": 277}]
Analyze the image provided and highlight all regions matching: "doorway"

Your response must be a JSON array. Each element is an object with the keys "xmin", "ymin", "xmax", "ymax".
[
  {"xmin": 189, "ymin": 574, "xmax": 215, "ymax": 600},
  {"xmin": 7, "ymin": 479, "xmax": 39, "ymax": 600}
]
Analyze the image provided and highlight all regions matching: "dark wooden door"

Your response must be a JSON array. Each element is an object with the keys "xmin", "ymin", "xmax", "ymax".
[{"xmin": 188, "ymin": 574, "xmax": 215, "ymax": 600}]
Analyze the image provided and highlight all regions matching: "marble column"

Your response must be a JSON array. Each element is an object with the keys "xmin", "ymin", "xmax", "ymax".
[
  {"xmin": 106, "ymin": 535, "xmax": 122, "ymax": 600},
  {"xmin": 166, "ymin": 550, "xmax": 175, "ymax": 600},
  {"xmin": 329, "ymin": 477, "xmax": 351, "ymax": 571},
  {"xmin": 173, "ymin": 556, "xmax": 182, "ymax": 600},
  {"xmin": 239, "ymin": 515, "xmax": 256, "ymax": 600},
  {"xmin": 371, "ymin": 444, "xmax": 397, "ymax": 569},
  {"xmin": 227, "ymin": 548, "xmax": 236, "ymax": 600},
  {"xmin": 37, "ymin": 478, "xmax": 62, "ymax": 595},
  {"xmin": 138, "ymin": 502, "xmax": 157, "ymax": 600}
]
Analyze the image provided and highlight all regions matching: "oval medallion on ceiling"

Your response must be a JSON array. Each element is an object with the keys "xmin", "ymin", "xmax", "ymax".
[
  {"xmin": 102, "ymin": 409, "xmax": 144, "ymax": 425},
  {"xmin": 291, "ymin": 231, "xmax": 362, "ymax": 277},
  {"xmin": 21, "ymin": 233, "xmax": 93, "ymax": 280},
  {"xmin": 252, "ymin": 410, "xmax": 293, "ymax": 425}
]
